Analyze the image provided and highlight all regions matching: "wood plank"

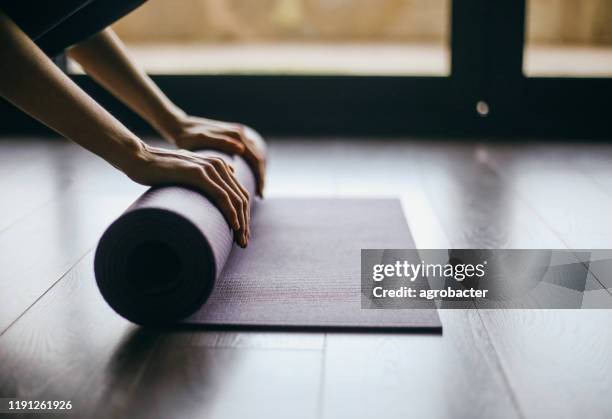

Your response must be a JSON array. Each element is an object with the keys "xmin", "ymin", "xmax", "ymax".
[
  {"xmin": 0, "ymin": 139, "xmax": 76, "ymax": 233},
  {"xmin": 0, "ymin": 253, "xmax": 143, "ymax": 414},
  {"xmin": 0, "ymin": 138, "xmax": 141, "ymax": 233},
  {"xmin": 0, "ymin": 138, "xmax": 328, "ymax": 418},
  {"xmin": 0, "ymin": 188, "xmax": 136, "ymax": 333},
  {"xmin": 0, "ymin": 191, "xmax": 137, "ymax": 331},
  {"xmin": 322, "ymin": 309, "xmax": 521, "ymax": 419},
  {"xmin": 266, "ymin": 139, "xmax": 338, "ymax": 197},
  {"xmin": 568, "ymin": 143, "xmax": 612, "ymax": 200},
  {"xmin": 477, "ymin": 308, "xmax": 612, "ymax": 419},
  {"xmin": 4, "ymin": 138, "xmax": 612, "ymax": 419},
  {"xmin": 0, "ymin": 137, "xmax": 145, "ymax": 333},
  {"xmin": 0, "ymin": 252, "xmax": 324, "ymax": 419},
  {"xmin": 483, "ymin": 143, "xmax": 612, "ymax": 249},
  {"xmin": 413, "ymin": 142, "xmax": 566, "ymax": 249},
  {"xmin": 429, "ymin": 142, "xmax": 612, "ymax": 419},
  {"xmin": 321, "ymin": 140, "xmax": 522, "ymax": 419},
  {"xmin": 122, "ymin": 335, "xmax": 322, "ymax": 419}
]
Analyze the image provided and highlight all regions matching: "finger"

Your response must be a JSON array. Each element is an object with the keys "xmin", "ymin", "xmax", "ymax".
[
  {"xmin": 226, "ymin": 167, "xmax": 250, "ymax": 242},
  {"xmin": 195, "ymin": 156, "xmax": 249, "ymax": 207},
  {"xmin": 193, "ymin": 167, "xmax": 241, "ymax": 233},
  {"xmin": 227, "ymin": 165, "xmax": 250, "ymax": 199},
  {"xmin": 205, "ymin": 156, "xmax": 251, "ymax": 202},
  {"xmin": 220, "ymin": 124, "xmax": 265, "ymax": 197},
  {"xmin": 218, "ymin": 127, "xmax": 244, "ymax": 143},
  {"xmin": 229, "ymin": 177, "xmax": 249, "ymax": 245},
  {"xmin": 208, "ymin": 159, "xmax": 251, "ymax": 244},
  {"xmin": 255, "ymin": 155, "xmax": 265, "ymax": 197},
  {"xmin": 258, "ymin": 160, "xmax": 266, "ymax": 197},
  {"xmin": 208, "ymin": 158, "xmax": 250, "ymax": 203},
  {"xmin": 198, "ymin": 134, "xmax": 245, "ymax": 155},
  {"xmin": 205, "ymin": 164, "xmax": 249, "ymax": 247},
  {"xmin": 243, "ymin": 147, "xmax": 266, "ymax": 197},
  {"xmin": 218, "ymin": 125, "xmax": 265, "ymax": 196}
]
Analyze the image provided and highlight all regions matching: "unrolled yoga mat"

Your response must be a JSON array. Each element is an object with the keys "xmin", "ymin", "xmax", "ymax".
[
  {"xmin": 95, "ymin": 132, "xmax": 440, "ymax": 330},
  {"xmin": 185, "ymin": 198, "xmax": 441, "ymax": 331}
]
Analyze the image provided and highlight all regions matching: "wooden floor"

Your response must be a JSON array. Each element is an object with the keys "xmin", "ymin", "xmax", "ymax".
[{"xmin": 1, "ymin": 137, "xmax": 612, "ymax": 419}]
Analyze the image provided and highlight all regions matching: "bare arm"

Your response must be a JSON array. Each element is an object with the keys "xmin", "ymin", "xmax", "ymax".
[
  {"xmin": 0, "ymin": 12, "xmax": 250, "ymax": 246},
  {"xmin": 0, "ymin": 14, "xmax": 144, "ymax": 171},
  {"xmin": 67, "ymin": 28, "xmax": 184, "ymax": 141},
  {"xmin": 68, "ymin": 28, "xmax": 266, "ymax": 196}
]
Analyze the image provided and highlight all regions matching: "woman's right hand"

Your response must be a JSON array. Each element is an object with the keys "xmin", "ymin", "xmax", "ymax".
[{"xmin": 123, "ymin": 143, "xmax": 250, "ymax": 247}]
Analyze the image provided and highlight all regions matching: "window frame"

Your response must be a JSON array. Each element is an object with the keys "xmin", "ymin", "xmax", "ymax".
[{"xmin": 2, "ymin": 0, "xmax": 611, "ymax": 138}]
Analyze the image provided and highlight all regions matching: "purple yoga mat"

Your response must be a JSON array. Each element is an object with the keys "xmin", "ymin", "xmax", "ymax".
[
  {"xmin": 186, "ymin": 198, "xmax": 441, "ymax": 331},
  {"xmin": 95, "ymin": 131, "xmax": 259, "ymax": 326},
  {"xmin": 95, "ymin": 132, "xmax": 441, "ymax": 330}
]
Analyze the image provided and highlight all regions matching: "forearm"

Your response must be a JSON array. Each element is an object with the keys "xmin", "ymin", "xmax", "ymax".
[
  {"xmin": 0, "ymin": 12, "xmax": 144, "ymax": 172},
  {"xmin": 67, "ymin": 28, "xmax": 184, "ymax": 135},
  {"xmin": 65, "ymin": 27, "xmax": 266, "ymax": 196},
  {"xmin": 0, "ymin": 13, "xmax": 251, "ymax": 242}
]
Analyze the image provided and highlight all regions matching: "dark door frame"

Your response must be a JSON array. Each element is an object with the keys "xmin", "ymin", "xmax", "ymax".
[{"xmin": 2, "ymin": 0, "xmax": 611, "ymax": 138}]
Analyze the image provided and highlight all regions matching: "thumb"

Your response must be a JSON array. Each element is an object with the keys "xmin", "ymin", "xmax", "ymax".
[{"xmin": 203, "ymin": 135, "xmax": 246, "ymax": 155}]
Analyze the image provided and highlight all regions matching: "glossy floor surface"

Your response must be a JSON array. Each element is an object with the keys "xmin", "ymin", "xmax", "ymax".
[{"xmin": 1, "ymin": 137, "xmax": 612, "ymax": 419}]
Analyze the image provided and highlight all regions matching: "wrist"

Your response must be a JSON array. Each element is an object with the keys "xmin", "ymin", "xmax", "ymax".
[
  {"xmin": 152, "ymin": 106, "xmax": 188, "ymax": 143},
  {"xmin": 108, "ymin": 136, "xmax": 149, "ymax": 176}
]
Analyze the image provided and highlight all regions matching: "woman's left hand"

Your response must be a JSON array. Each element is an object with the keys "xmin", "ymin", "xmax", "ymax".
[{"xmin": 160, "ymin": 114, "xmax": 266, "ymax": 197}]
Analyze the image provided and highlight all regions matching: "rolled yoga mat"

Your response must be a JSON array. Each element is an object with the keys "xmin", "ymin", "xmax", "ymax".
[
  {"xmin": 95, "ymin": 129, "xmax": 261, "ymax": 326},
  {"xmin": 94, "ymin": 156, "xmax": 254, "ymax": 326},
  {"xmin": 95, "ymin": 133, "xmax": 441, "ymax": 331}
]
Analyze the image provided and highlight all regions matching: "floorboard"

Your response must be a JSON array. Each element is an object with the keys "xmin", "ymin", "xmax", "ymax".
[
  {"xmin": 484, "ymin": 143, "xmax": 612, "ymax": 249},
  {"xmin": 0, "ymin": 139, "xmax": 143, "ymax": 333},
  {"xmin": 0, "ymin": 251, "xmax": 324, "ymax": 419},
  {"xmin": 306, "ymin": 140, "xmax": 523, "ymax": 419},
  {"xmin": 438, "ymin": 142, "xmax": 612, "ymax": 419},
  {"xmin": 1, "ymin": 137, "xmax": 612, "ymax": 419}
]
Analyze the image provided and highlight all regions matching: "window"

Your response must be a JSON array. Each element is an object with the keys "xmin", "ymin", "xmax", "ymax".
[
  {"xmin": 104, "ymin": 0, "xmax": 451, "ymax": 76},
  {"xmin": 524, "ymin": 0, "xmax": 612, "ymax": 77}
]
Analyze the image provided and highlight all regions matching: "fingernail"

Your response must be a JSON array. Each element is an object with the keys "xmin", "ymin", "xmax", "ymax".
[{"xmin": 236, "ymin": 234, "xmax": 245, "ymax": 248}]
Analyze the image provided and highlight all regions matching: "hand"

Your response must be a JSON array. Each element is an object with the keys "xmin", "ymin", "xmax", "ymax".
[
  {"xmin": 124, "ymin": 143, "xmax": 251, "ymax": 247},
  {"xmin": 160, "ymin": 114, "xmax": 266, "ymax": 197}
]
